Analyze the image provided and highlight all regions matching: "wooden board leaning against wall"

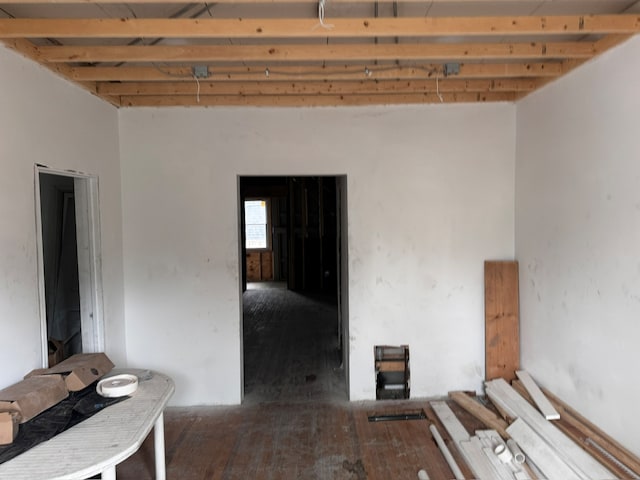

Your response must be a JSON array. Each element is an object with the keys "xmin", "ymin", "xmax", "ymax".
[{"xmin": 485, "ymin": 260, "xmax": 520, "ymax": 382}]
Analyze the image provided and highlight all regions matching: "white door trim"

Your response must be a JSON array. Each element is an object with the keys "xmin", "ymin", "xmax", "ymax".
[{"xmin": 35, "ymin": 165, "xmax": 105, "ymax": 367}]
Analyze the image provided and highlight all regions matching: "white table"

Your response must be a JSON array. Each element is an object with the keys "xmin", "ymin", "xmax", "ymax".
[{"xmin": 0, "ymin": 369, "xmax": 174, "ymax": 480}]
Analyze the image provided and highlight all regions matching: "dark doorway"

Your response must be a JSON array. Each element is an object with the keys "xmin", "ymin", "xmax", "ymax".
[
  {"xmin": 239, "ymin": 176, "xmax": 348, "ymax": 402},
  {"xmin": 39, "ymin": 172, "xmax": 82, "ymax": 364}
]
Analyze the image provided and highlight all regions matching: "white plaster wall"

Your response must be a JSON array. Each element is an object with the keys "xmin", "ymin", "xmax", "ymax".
[
  {"xmin": 516, "ymin": 36, "xmax": 640, "ymax": 455},
  {"xmin": 119, "ymin": 104, "xmax": 515, "ymax": 405},
  {"xmin": 0, "ymin": 45, "xmax": 125, "ymax": 389}
]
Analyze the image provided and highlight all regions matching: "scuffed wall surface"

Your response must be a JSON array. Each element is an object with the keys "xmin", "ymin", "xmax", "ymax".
[
  {"xmin": 119, "ymin": 104, "xmax": 515, "ymax": 405},
  {"xmin": 0, "ymin": 45, "xmax": 124, "ymax": 388},
  {"xmin": 516, "ymin": 36, "xmax": 640, "ymax": 455}
]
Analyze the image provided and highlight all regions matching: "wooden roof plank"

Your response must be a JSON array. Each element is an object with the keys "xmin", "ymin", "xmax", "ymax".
[
  {"xmin": 95, "ymin": 77, "xmax": 538, "ymax": 95},
  {"xmin": 517, "ymin": 33, "xmax": 634, "ymax": 100},
  {"xmin": 37, "ymin": 41, "xmax": 597, "ymax": 63},
  {"xmin": 68, "ymin": 62, "xmax": 563, "ymax": 82},
  {"xmin": 1, "ymin": 38, "xmax": 121, "ymax": 107},
  {"xmin": 118, "ymin": 91, "xmax": 517, "ymax": 106},
  {"xmin": 0, "ymin": 16, "xmax": 638, "ymax": 39}
]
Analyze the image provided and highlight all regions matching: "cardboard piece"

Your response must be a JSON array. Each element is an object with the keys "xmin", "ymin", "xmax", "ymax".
[
  {"xmin": 26, "ymin": 352, "xmax": 114, "ymax": 391},
  {"xmin": 0, "ymin": 411, "xmax": 20, "ymax": 445},
  {"xmin": 0, "ymin": 375, "xmax": 68, "ymax": 424},
  {"xmin": 47, "ymin": 338, "xmax": 64, "ymax": 367}
]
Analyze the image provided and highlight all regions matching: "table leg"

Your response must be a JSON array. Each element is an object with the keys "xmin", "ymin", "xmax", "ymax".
[
  {"xmin": 101, "ymin": 465, "xmax": 116, "ymax": 480},
  {"xmin": 154, "ymin": 411, "xmax": 167, "ymax": 480}
]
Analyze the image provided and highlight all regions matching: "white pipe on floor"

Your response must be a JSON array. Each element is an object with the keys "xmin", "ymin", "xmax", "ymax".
[
  {"xmin": 507, "ymin": 438, "xmax": 526, "ymax": 465},
  {"xmin": 429, "ymin": 423, "xmax": 466, "ymax": 480},
  {"xmin": 417, "ymin": 468, "xmax": 430, "ymax": 480}
]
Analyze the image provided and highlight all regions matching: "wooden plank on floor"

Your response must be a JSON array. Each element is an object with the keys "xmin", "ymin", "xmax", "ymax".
[
  {"xmin": 477, "ymin": 431, "xmax": 533, "ymax": 480},
  {"xmin": 431, "ymin": 401, "xmax": 512, "ymax": 480},
  {"xmin": 515, "ymin": 371, "xmax": 560, "ymax": 420},
  {"xmin": 431, "ymin": 401, "xmax": 471, "ymax": 442},
  {"xmin": 484, "ymin": 260, "xmax": 520, "ymax": 381},
  {"xmin": 541, "ymin": 384, "xmax": 640, "ymax": 476},
  {"xmin": 507, "ymin": 418, "xmax": 583, "ymax": 480},
  {"xmin": 511, "ymin": 380, "xmax": 640, "ymax": 479},
  {"xmin": 458, "ymin": 438, "xmax": 502, "ymax": 479},
  {"xmin": 486, "ymin": 378, "xmax": 614, "ymax": 479},
  {"xmin": 449, "ymin": 391, "xmax": 509, "ymax": 439}
]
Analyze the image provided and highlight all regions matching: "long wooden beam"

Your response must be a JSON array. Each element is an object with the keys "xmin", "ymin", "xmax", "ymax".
[
  {"xmin": 70, "ymin": 62, "xmax": 562, "ymax": 82},
  {"xmin": 118, "ymin": 91, "xmax": 516, "ymax": 106},
  {"xmin": 37, "ymin": 41, "xmax": 596, "ymax": 63},
  {"xmin": 516, "ymin": 33, "xmax": 634, "ymax": 100},
  {"xmin": 449, "ymin": 391, "xmax": 509, "ymax": 439},
  {"xmin": 96, "ymin": 78, "xmax": 537, "ymax": 95},
  {"xmin": 0, "ymin": 16, "xmax": 639, "ymax": 39},
  {"xmin": 1, "ymin": 38, "xmax": 121, "ymax": 107}
]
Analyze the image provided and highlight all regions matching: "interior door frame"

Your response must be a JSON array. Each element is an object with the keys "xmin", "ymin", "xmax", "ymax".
[
  {"xmin": 237, "ymin": 174, "xmax": 350, "ymax": 401},
  {"xmin": 34, "ymin": 165, "xmax": 105, "ymax": 367}
]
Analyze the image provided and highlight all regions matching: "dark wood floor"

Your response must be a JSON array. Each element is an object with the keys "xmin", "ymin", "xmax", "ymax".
[
  {"xmin": 242, "ymin": 283, "xmax": 347, "ymax": 404},
  {"xmin": 117, "ymin": 284, "xmax": 482, "ymax": 479}
]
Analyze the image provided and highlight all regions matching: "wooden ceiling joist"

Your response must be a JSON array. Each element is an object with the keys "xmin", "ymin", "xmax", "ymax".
[
  {"xmin": 37, "ymin": 41, "xmax": 596, "ymax": 63},
  {"xmin": 0, "ymin": 15, "xmax": 638, "ymax": 39},
  {"xmin": 0, "ymin": 4, "xmax": 636, "ymax": 107},
  {"xmin": 69, "ymin": 62, "xmax": 563, "ymax": 82},
  {"xmin": 2, "ymin": 38, "xmax": 124, "ymax": 107},
  {"xmin": 119, "ymin": 91, "xmax": 517, "ymax": 107},
  {"xmin": 95, "ymin": 78, "xmax": 538, "ymax": 96}
]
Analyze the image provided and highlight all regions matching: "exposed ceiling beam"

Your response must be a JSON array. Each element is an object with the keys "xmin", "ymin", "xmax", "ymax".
[
  {"xmin": 1, "ymin": 38, "xmax": 121, "ymax": 107},
  {"xmin": 96, "ymin": 78, "xmax": 538, "ymax": 96},
  {"xmin": 37, "ymin": 42, "xmax": 596, "ymax": 63},
  {"xmin": 69, "ymin": 62, "xmax": 563, "ymax": 82},
  {"xmin": 119, "ymin": 91, "xmax": 517, "ymax": 107},
  {"xmin": 518, "ymin": 33, "xmax": 635, "ymax": 99},
  {"xmin": 1, "ymin": 16, "xmax": 638, "ymax": 39}
]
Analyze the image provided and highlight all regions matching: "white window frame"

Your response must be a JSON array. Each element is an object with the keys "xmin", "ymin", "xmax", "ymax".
[{"xmin": 244, "ymin": 198, "xmax": 271, "ymax": 251}]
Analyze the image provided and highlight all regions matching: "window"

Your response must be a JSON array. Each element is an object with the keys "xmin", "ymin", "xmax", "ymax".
[{"xmin": 244, "ymin": 199, "xmax": 269, "ymax": 249}]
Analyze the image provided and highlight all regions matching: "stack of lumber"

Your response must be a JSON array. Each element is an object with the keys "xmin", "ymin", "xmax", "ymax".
[
  {"xmin": 429, "ymin": 263, "xmax": 640, "ymax": 478},
  {"xmin": 431, "ymin": 400, "xmax": 531, "ymax": 480},
  {"xmin": 436, "ymin": 372, "xmax": 640, "ymax": 480}
]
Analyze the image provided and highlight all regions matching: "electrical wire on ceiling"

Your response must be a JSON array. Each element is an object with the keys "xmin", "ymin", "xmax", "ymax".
[
  {"xmin": 150, "ymin": 63, "xmax": 445, "ymax": 81},
  {"xmin": 192, "ymin": 73, "xmax": 201, "ymax": 103},
  {"xmin": 435, "ymin": 70, "xmax": 444, "ymax": 103},
  {"xmin": 316, "ymin": 0, "xmax": 334, "ymax": 30}
]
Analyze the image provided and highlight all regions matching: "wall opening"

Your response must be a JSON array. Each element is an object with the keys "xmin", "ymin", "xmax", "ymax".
[
  {"xmin": 35, "ymin": 166, "xmax": 105, "ymax": 367},
  {"xmin": 375, "ymin": 345, "xmax": 410, "ymax": 400},
  {"xmin": 238, "ymin": 176, "xmax": 349, "ymax": 402}
]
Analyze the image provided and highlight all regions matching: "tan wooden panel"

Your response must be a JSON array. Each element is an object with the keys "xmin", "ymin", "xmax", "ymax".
[
  {"xmin": 260, "ymin": 251, "xmax": 273, "ymax": 281},
  {"xmin": 484, "ymin": 260, "xmax": 519, "ymax": 381},
  {"xmin": 246, "ymin": 252, "xmax": 261, "ymax": 282},
  {"xmin": 375, "ymin": 360, "xmax": 407, "ymax": 372}
]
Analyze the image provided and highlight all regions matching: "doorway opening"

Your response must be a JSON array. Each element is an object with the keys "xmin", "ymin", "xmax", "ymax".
[
  {"xmin": 35, "ymin": 167, "xmax": 104, "ymax": 367},
  {"xmin": 238, "ymin": 176, "xmax": 349, "ymax": 403}
]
